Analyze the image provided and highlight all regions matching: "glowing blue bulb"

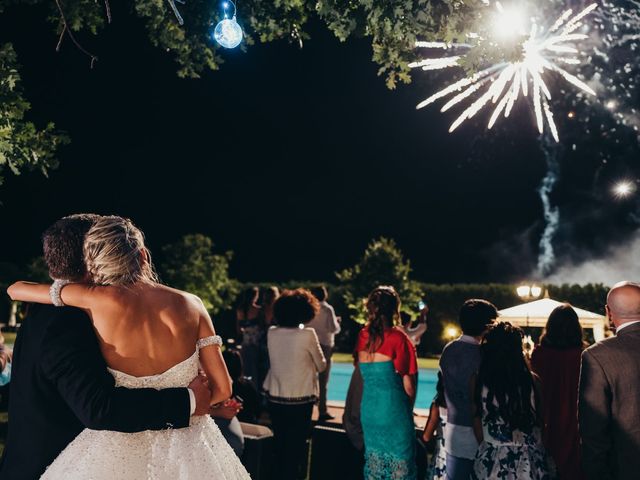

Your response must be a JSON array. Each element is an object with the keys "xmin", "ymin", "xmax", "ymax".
[{"xmin": 213, "ymin": 16, "xmax": 243, "ymax": 49}]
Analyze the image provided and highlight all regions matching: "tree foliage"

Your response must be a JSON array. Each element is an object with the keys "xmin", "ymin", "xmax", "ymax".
[
  {"xmin": 0, "ymin": 0, "xmax": 485, "ymax": 180},
  {"xmin": 336, "ymin": 237, "xmax": 423, "ymax": 324},
  {"xmin": 0, "ymin": 44, "xmax": 68, "ymax": 185},
  {"xmin": 158, "ymin": 233, "xmax": 239, "ymax": 314}
]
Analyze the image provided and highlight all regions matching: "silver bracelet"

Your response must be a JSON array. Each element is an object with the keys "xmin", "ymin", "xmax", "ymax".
[
  {"xmin": 50, "ymin": 279, "xmax": 71, "ymax": 307},
  {"xmin": 197, "ymin": 335, "xmax": 223, "ymax": 349}
]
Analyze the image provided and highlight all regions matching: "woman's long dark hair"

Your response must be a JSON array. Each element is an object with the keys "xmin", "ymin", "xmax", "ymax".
[
  {"xmin": 476, "ymin": 322, "xmax": 539, "ymax": 432},
  {"xmin": 365, "ymin": 286, "xmax": 400, "ymax": 353},
  {"xmin": 539, "ymin": 303, "xmax": 585, "ymax": 350}
]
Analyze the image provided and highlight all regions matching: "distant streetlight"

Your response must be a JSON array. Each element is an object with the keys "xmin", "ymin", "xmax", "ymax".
[
  {"xmin": 444, "ymin": 324, "xmax": 460, "ymax": 341},
  {"xmin": 517, "ymin": 284, "xmax": 543, "ymax": 301}
]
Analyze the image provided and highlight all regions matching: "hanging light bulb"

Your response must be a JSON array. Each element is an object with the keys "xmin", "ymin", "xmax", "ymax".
[{"xmin": 212, "ymin": 1, "xmax": 243, "ymax": 49}]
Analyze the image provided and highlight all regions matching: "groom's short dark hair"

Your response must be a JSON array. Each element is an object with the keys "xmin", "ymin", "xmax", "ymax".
[{"xmin": 42, "ymin": 214, "xmax": 100, "ymax": 281}]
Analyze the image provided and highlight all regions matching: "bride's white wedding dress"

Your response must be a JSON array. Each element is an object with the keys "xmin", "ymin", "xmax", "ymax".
[{"xmin": 41, "ymin": 337, "xmax": 251, "ymax": 479}]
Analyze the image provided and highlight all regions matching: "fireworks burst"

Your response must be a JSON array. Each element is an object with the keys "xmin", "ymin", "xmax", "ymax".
[{"xmin": 411, "ymin": 2, "xmax": 599, "ymax": 141}]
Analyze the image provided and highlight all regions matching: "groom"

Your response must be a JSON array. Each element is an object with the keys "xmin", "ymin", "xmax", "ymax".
[{"xmin": 0, "ymin": 214, "xmax": 211, "ymax": 480}]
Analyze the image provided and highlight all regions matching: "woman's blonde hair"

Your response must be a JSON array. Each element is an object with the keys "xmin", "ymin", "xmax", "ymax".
[{"xmin": 84, "ymin": 216, "xmax": 158, "ymax": 286}]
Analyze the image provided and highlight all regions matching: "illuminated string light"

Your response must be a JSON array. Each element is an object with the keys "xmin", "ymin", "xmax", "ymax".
[
  {"xmin": 411, "ymin": 2, "xmax": 599, "ymax": 141},
  {"xmin": 212, "ymin": 1, "xmax": 243, "ymax": 49}
]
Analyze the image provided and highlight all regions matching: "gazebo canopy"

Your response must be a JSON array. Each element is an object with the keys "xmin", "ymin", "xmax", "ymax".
[{"xmin": 498, "ymin": 297, "xmax": 607, "ymax": 341}]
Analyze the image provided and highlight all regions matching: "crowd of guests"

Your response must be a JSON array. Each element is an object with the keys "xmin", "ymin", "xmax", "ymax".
[
  {"xmin": 420, "ymin": 282, "xmax": 640, "ymax": 480},
  {"xmin": 4, "ymin": 274, "xmax": 637, "ymax": 480},
  {"xmin": 224, "ymin": 281, "xmax": 640, "ymax": 480}
]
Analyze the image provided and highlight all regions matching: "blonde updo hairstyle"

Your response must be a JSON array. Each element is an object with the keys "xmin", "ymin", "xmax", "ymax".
[{"xmin": 84, "ymin": 216, "xmax": 158, "ymax": 286}]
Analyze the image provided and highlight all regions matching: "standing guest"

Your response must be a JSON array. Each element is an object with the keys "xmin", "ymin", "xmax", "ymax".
[
  {"xmin": 356, "ymin": 286, "xmax": 418, "ymax": 480},
  {"xmin": 531, "ymin": 304, "xmax": 586, "ymax": 480},
  {"xmin": 235, "ymin": 287, "xmax": 262, "ymax": 389},
  {"xmin": 401, "ymin": 303, "xmax": 429, "ymax": 347},
  {"xmin": 263, "ymin": 289, "xmax": 326, "ymax": 480},
  {"xmin": 224, "ymin": 349, "xmax": 261, "ymax": 424},
  {"xmin": 0, "ymin": 329, "xmax": 11, "ymax": 377},
  {"xmin": 423, "ymin": 372, "xmax": 447, "ymax": 480},
  {"xmin": 260, "ymin": 286, "xmax": 280, "ymax": 327},
  {"xmin": 472, "ymin": 322, "xmax": 554, "ymax": 480},
  {"xmin": 439, "ymin": 299, "xmax": 497, "ymax": 480},
  {"xmin": 258, "ymin": 286, "xmax": 280, "ymax": 389},
  {"xmin": 210, "ymin": 348, "xmax": 258, "ymax": 459},
  {"xmin": 0, "ymin": 330, "xmax": 11, "ymax": 407},
  {"xmin": 343, "ymin": 361, "xmax": 364, "ymax": 451},
  {"xmin": 210, "ymin": 398, "xmax": 244, "ymax": 458},
  {"xmin": 308, "ymin": 285, "xmax": 341, "ymax": 422},
  {"xmin": 579, "ymin": 281, "xmax": 640, "ymax": 480}
]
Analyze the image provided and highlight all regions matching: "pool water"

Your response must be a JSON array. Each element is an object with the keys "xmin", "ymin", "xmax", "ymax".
[{"xmin": 327, "ymin": 362, "xmax": 438, "ymax": 409}]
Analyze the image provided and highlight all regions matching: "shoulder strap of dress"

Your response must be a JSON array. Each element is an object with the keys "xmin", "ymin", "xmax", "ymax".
[{"xmin": 197, "ymin": 335, "xmax": 223, "ymax": 349}]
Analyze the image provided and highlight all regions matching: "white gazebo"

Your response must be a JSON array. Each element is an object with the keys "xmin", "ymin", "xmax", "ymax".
[{"xmin": 498, "ymin": 297, "xmax": 607, "ymax": 342}]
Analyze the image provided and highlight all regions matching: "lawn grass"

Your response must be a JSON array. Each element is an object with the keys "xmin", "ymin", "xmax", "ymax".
[{"xmin": 332, "ymin": 352, "xmax": 439, "ymax": 369}]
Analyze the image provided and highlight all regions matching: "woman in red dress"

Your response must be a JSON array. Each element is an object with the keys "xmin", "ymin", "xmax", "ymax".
[{"xmin": 530, "ymin": 303, "xmax": 586, "ymax": 480}]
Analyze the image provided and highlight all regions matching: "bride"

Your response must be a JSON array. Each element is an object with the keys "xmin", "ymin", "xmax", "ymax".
[{"xmin": 8, "ymin": 216, "xmax": 251, "ymax": 479}]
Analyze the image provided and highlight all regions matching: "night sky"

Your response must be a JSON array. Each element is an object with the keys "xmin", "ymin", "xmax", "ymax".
[{"xmin": 1, "ymin": 2, "xmax": 638, "ymax": 283}]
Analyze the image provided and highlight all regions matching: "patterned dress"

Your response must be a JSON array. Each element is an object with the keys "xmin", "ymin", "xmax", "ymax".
[
  {"xmin": 426, "ymin": 406, "xmax": 447, "ymax": 480},
  {"xmin": 472, "ymin": 387, "xmax": 556, "ymax": 480}
]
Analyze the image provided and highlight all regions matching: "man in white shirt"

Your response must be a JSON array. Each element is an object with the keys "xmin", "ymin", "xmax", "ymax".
[{"xmin": 308, "ymin": 285, "xmax": 341, "ymax": 422}]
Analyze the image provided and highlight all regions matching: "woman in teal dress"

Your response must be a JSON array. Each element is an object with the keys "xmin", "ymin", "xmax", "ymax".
[{"xmin": 355, "ymin": 286, "xmax": 418, "ymax": 480}]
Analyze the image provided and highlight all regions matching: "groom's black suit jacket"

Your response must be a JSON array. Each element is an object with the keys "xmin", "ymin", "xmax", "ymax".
[{"xmin": 0, "ymin": 304, "xmax": 191, "ymax": 480}]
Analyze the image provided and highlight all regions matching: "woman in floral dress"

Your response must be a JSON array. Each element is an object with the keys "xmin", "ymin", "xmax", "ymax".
[
  {"xmin": 423, "ymin": 372, "xmax": 447, "ymax": 480},
  {"xmin": 471, "ymin": 322, "xmax": 555, "ymax": 480}
]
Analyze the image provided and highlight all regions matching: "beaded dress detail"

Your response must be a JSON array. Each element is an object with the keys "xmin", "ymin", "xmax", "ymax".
[{"xmin": 41, "ymin": 336, "xmax": 250, "ymax": 480}]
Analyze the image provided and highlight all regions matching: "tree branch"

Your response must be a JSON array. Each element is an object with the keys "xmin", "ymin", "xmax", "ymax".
[
  {"xmin": 54, "ymin": 0, "xmax": 99, "ymax": 68},
  {"xmin": 104, "ymin": 0, "xmax": 112, "ymax": 24}
]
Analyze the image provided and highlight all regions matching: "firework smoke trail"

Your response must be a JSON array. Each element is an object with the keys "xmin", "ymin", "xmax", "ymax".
[{"xmin": 536, "ymin": 135, "xmax": 561, "ymax": 277}]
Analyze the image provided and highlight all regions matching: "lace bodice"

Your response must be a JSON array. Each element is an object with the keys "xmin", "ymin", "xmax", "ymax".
[{"xmin": 107, "ymin": 335, "xmax": 221, "ymax": 389}]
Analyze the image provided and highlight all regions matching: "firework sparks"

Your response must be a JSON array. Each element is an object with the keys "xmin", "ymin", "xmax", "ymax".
[{"xmin": 411, "ymin": 2, "xmax": 599, "ymax": 141}]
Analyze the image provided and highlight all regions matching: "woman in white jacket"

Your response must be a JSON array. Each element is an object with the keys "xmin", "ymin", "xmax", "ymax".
[{"xmin": 263, "ymin": 289, "xmax": 326, "ymax": 480}]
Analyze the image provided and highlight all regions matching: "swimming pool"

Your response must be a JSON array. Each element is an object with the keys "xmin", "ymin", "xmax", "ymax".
[{"xmin": 327, "ymin": 362, "xmax": 438, "ymax": 409}]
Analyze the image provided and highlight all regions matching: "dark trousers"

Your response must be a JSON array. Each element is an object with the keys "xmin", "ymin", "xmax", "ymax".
[
  {"xmin": 269, "ymin": 401, "xmax": 314, "ymax": 480},
  {"xmin": 318, "ymin": 344, "xmax": 333, "ymax": 415}
]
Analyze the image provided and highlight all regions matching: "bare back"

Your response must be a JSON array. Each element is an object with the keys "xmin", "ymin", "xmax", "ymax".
[{"xmin": 88, "ymin": 283, "xmax": 203, "ymax": 376}]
